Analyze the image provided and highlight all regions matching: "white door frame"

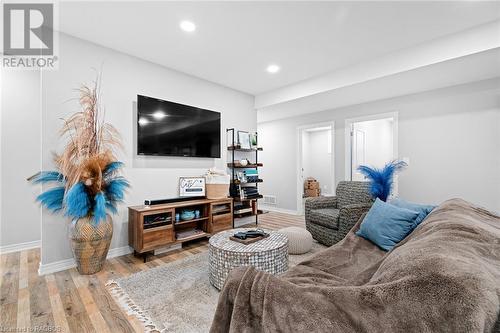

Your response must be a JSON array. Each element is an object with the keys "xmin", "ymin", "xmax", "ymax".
[
  {"xmin": 344, "ymin": 112, "xmax": 399, "ymax": 181},
  {"xmin": 296, "ymin": 121, "xmax": 335, "ymax": 215}
]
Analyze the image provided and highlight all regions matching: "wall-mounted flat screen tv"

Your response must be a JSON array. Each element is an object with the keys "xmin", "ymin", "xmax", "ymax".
[{"xmin": 137, "ymin": 95, "xmax": 221, "ymax": 158}]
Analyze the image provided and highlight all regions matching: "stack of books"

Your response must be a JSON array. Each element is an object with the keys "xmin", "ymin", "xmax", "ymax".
[
  {"xmin": 244, "ymin": 169, "xmax": 259, "ymax": 182},
  {"xmin": 241, "ymin": 186, "xmax": 260, "ymax": 199}
]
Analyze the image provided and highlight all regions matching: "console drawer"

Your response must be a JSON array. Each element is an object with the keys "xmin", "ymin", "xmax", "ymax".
[
  {"xmin": 212, "ymin": 213, "xmax": 232, "ymax": 232},
  {"xmin": 142, "ymin": 227, "xmax": 173, "ymax": 250}
]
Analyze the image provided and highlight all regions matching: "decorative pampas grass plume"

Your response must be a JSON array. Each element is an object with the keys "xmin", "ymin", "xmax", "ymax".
[
  {"xmin": 56, "ymin": 74, "xmax": 122, "ymax": 191},
  {"xmin": 29, "ymin": 72, "xmax": 129, "ymax": 224},
  {"xmin": 105, "ymin": 176, "xmax": 129, "ymax": 202},
  {"xmin": 65, "ymin": 182, "xmax": 91, "ymax": 218},
  {"xmin": 30, "ymin": 171, "xmax": 65, "ymax": 184},
  {"xmin": 103, "ymin": 161, "xmax": 124, "ymax": 179},
  {"xmin": 357, "ymin": 160, "xmax": 407, "ymax": 202},
  {"xmin": 37, "ymin": 187, "xmax": 65, "ymax": 213},
  {"xmin": 93, "ymin": 192, "xmax": 107, "ymax": 223}
]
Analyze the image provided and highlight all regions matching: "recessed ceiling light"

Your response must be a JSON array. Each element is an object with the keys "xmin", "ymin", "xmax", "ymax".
[
  {"xmin": 152, "ymin": 110, "xmax": 167, "ymax": 120},
  {"xmin": 266, "ymin": 64, "xmax": 280, "ymax": 74},
  {"xmin": 138, "ymin": 117, "xmax": 150, "ymax": 126},
  {"xmin": 180, "ymin": 20, "xmax": 196, "ymax": 32}
]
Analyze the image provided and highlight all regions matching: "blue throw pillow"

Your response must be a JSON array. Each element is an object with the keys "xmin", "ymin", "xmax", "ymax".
[
  {"xmin": 389, "ymin": 198, "xmax": 436, "ymax": 226},
  {"xmin": 356, "ymin": 198, "xmax": 420, "ymax": 251}
]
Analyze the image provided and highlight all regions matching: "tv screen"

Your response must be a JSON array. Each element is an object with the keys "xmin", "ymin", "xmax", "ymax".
[{"xmin": 137, "ymin": 95, "xmax": 221, "ymax": 158}]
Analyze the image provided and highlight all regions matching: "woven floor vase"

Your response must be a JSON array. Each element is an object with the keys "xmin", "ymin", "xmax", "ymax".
[{"xmin": 69, "ymin": 216, "xmax": 113, "ymax": 275}]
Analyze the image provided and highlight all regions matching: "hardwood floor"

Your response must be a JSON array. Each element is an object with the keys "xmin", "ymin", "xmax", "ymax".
[{"xmin": 0, "ymin": 211, "xmax": 305, "ymax": 333}]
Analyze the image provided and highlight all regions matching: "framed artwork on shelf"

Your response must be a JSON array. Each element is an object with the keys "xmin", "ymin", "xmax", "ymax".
[
  {"xmin": 237, "ymin": 131, "xmax": 251, "ymax": 149},
  {"xmin": 179, "ymin": 177, "xmax": 206, "ymax": 197}
]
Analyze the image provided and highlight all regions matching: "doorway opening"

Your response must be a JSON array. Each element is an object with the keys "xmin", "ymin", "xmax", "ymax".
[
  {"xmin": 297, "ymin": 122, "xmax": 335, "ymax": 214},
  {"xmin": 345, "ymin": 112, "xmax": 398, "ymax": 182}
]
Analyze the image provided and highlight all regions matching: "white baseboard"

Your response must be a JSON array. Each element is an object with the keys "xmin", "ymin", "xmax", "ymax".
[
  {"xmin": 107, "ymin": 245, "xmax": 134, "ymax": 258},
  {"xmin": 38, "ymin": 245, "xmax": 133, "ymax": 276},
  {"xmin": 0, "ymin": 240, "xmax": 40, "ymax": 254},
  {"xmin": 260, "ymin": 205, "xmax": 301, "ymax": 216},
  {"xmin": 38, "ymin": 258, "xmax": 75, "ymax": 276}
]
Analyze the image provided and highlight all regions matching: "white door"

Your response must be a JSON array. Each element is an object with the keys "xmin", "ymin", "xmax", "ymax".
[
  {"xmin": 350, "ymin": 117, "xmax": 395, "ymax": 181},
  {"xmin": 351, "ymin": 128, "xmax": 366, "ymax": 181}
]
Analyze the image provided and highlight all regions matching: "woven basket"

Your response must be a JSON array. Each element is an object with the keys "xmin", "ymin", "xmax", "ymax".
[
  {"xmin": 206, "ymin": 183, "xmax": 229, "ymax": 199},
  {"xmin": 69, "ymin": 216, "xmax": 113, "ymax": 275}
]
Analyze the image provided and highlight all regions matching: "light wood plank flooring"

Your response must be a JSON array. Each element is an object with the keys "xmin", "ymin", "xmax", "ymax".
[{"xmin": 0, "ymin": 211, "xmax": 305, "ymax": 333}]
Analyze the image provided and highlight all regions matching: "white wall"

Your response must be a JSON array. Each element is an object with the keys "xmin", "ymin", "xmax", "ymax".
[
  {"xmin": 258, "ymin": 78, "xmax": 500, "ymax": 213},
  {"xmin": 303, "ymin": 129, "xmax": 333, "ymax": 195},
  {"xmin": 0, "ymin": 69, "xmax": 41, "ymax": 249},
  {"xmin": 39, "ymin": 34, "xmax": 255, "ymax": 267}
]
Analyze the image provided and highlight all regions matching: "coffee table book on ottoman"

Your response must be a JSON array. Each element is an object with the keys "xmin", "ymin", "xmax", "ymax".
[{"xmin": 208, "ymin": 228, "xmax": 288, "ymax": 290}]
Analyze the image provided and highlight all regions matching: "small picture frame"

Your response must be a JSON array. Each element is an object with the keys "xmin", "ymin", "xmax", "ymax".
[
  {"xmin": 179, "ymin": 177, "xmax": 206, "ymax": 197},
  {"xmin": 237, "ymin": 131, "xmax": 251, "ymax": 149}
]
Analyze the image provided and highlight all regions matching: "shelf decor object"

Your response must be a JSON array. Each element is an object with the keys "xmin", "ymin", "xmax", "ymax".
[
  {"xmin": 28, "ymin": 74, "xmax": 129, "ymax": 275},
  {"xmin": 180, "ymin": 210, "xmax": 196, "ymax": 221},
  {"xmin": 205, "ymin": 168, "xmax": 230, "ymax": 199},
  {"xmin": 237, "ymin": 131, "xmax": 251, "ymax": 149},
  {"xmin": 179, "ymin": 177, "xmax": 206, "ymax": 197},
  {"xmin": 226, "ymin": 129, "xmax": 264, "ymax": 226},
  {"xmin": 251, "ymin": 133, "xmax": 258, "ymax": 148}
]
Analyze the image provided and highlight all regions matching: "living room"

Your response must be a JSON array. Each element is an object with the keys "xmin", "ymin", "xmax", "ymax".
[{"xmin": 1, "ymin": 1, "xmax": 499, "ymax": 332}]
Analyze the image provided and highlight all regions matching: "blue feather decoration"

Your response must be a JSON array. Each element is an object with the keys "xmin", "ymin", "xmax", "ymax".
[
  {"xmin": 36, "ymin": 186, "xmax": 65, "ymax": 212},
  {"xmin": 93, "ymin": 192, "xmax": 107, "ymax": 223},
  {"xmin": 64, "ymin": 182, "xmax": 91, "ymax": 218},
  {"xmin": 103, "ymin": 162, "xmax": 124, "ymax": 179},
  {"xmin": 31, "ymin": 161, "xmax": 129, "ymax": 222},
  {"xmin": 31, "ymin": 171, "xmax": 65, "ymax": 184},
  {"xmin": 104, "ymin": 176, "xmax": 129, "ymax": 202},
  {"xmin": 105, "ymin": 201, "xmax": 118, "ymax": 215},
  {"xmin": 357, "ymin": 160, "xmax": 407, "ymax": 201}
]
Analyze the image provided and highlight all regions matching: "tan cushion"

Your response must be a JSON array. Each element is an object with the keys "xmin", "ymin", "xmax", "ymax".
[{"xmin": 279, "ymin": 227, "xmax": 313, "ymax": 254}]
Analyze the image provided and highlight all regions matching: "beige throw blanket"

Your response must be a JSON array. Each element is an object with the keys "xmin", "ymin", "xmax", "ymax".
[{"xmin": 210, "ymin": 199, "xmax": 500, "ymax": 333}]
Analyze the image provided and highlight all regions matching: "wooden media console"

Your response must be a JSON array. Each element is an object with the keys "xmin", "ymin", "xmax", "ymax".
[{"xmin": 128, "ymin": 198, "xmax": 233, "ymax": 261}]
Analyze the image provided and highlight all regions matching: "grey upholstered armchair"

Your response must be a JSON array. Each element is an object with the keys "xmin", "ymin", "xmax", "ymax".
[{"xmin": 305, "ymin": 181, "xmax": 373, "ymax": 246}]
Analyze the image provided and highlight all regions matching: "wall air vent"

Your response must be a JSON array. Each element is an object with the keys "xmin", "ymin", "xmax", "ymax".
[{"xmin": 263, "ymin": 195, "xmax": 277, "ymax": 205}]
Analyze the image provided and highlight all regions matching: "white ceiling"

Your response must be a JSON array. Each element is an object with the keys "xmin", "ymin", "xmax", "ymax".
[{"xmin": 59, "ymin": 1, "xmax": 500, "ymax": 95}]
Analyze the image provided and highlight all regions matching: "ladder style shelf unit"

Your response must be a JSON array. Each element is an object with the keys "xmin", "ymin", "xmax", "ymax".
[{"xmin": 226, "ymin": 128, "xmax": 263, "ymax": 226}]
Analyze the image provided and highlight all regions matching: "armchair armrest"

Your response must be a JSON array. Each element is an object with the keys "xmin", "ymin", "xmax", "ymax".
[
  {"xmin": 305, "ymin": 196, "xmax": 337, "ymax": 211},
  {"xmin": 338, "ymin": 203, "xmax": 372, "ymax": 237}
]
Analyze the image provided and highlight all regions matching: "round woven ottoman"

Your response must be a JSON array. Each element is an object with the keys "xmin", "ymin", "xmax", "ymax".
[
  {"xmin": 208, "ymin": 228, "xmax": 289, "ymax": 290},
  {"xmin": 278, "ymin": 227, "xmax": 313, "ymax": 254}
]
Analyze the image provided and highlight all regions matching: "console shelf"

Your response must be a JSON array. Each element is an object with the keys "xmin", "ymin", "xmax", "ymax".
[
  {"xmin": 176, "ymin": 231, "xmax": 210, "ymax": 242},
  {"xmin": 128, "ymin": 198, "xmax": 233, "ymax": 261},
  {"xmin": 174, "ymin": 216, "xmax": 209, "ymax": 226}
]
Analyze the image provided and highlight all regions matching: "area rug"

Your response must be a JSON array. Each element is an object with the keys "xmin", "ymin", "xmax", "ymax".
[{"xmin": 107, "ymin": 242, "xmax": 325, "ymax": 333}]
